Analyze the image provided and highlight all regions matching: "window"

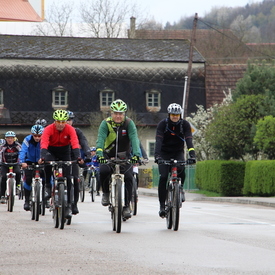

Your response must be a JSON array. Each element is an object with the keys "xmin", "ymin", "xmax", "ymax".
[
  {"xmin": 146, "ymin": 89, "xmax": 161, "ymax": 112},
  {"xmin": 148, "ymin": 141, "xmax": 155, "ymax": 158},
  {"xmin": 52, "ymin": 86, "xmax": 68, "ymax": 109},
  {"xmin": 0, "ymin": 89, "xmax": 3, "ymax": 106},
  {"xmin": 100, "ymin": 89, "xmax": 115, "ymax": 111}
]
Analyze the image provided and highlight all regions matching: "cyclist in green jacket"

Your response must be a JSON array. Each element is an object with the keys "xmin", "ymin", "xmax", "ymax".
[{"xmin": 96, "ymin": 99, "xmax": 140, "ymax": 219}]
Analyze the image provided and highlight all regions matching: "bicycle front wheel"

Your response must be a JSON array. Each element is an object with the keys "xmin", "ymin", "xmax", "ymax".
[
  {"xmin": 34, "ymin": 182, "xmax": 40, "ymax": 221},
  {"xmin": 58, "ymin": 184, "xmax": 65, "ymax": 230},
  {"xmin": 90, "ymin": 177, "xmax": 97, "ymax": 202},
  {"xmin": 166, "ymin": 188, "xmax": 172, "ymax": 229},
  {"xmin": 131, "ymin": 175, "xmax": 138, "ymax": 216},
  {"xmin": 79, "ymin": 176, "xmax": 85, "ymax": 202},
  {"xmin": 7, "ymin": 179, "xmax": 15, "ymax": 212},
  {"xmin": 172, "ymin": 184, "xmax": 180, "ymax": 231},
  {"xmin": 112, "ymin": 179, "xmax": 122, "ymax": 233}
]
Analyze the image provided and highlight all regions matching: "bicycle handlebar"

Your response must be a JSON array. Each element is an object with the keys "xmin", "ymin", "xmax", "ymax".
[
  {"xmin": 0, "ymin": 162, "xmax": 21, "ymax": 167},
  {"xmin": 157, "ymin": 159, "xmax": 186, "ymax": 166},
  {"xmin": 44, "ymin": 160, "xmax": 77, "ymax": 166}
]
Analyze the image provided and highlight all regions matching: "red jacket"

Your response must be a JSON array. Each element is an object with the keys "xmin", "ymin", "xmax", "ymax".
[{"xmin": 40, "ymin": 123, "xmax": 80, "ymax": 149}]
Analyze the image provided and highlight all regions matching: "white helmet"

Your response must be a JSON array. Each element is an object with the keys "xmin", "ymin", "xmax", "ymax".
[{"xmin": 167, "ymin": 103, "xmax": 182, "ymax": 115}]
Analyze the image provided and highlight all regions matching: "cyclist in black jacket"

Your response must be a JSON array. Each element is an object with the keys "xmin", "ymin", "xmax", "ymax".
[
  {"xmin": 154, "ymin": 103, "xmax": 196, "ymax": 217},
  {"xmin": 66, "ymin": 111, "xmax": 91, "ymax": 214}
]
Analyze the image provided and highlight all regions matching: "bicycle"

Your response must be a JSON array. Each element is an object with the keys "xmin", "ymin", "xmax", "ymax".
[
  {"xmin": 158, "ymin": 159, "xmax": 186, "ymax": 231},
  {"xmin": 106, "ymin": 158, "xmax": 130, "ymax": 233},
  {"xmin": 0, "ymin": 162, "xmax": 19, "ymax": 212},
  {"xmin": 78, "ymin": 167, "xmax": 85, "ymax": 202},
  {"xmin": 25, "ymin": 164, "xmax": 45, "ymax": 221},
  {"xmin": 87, "ymin": 165, "xmax": 98, "ymax": 202},
  {"xmin": 46, "ymin": 160, "xmax": 75, "ymax": 230}
]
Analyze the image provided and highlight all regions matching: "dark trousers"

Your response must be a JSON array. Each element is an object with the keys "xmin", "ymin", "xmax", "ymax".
[
  {"xmin": 158, "ymin": 151, "xmax": 185, "ymax": 205},
  {"xmin": 100, "ymin": 162, "xmax": 133, "ymax": 206}
]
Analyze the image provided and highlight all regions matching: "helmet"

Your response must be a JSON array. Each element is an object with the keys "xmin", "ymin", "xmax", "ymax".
[
  {"xmin": 110, "ymin": 99, "xmax": 127, "ymax": 112},
  {"xmin": 31, "ymin": 125, "xmax": 44, "ymax": 135},
  {"xmin": 67, "ymin": 111, "xmax": 75, "ymax": 119},
  {"xmin": 90, "ymin": 147, "xmax": 96, "ymax": 151},
  {"xmin": 53, "ymin": 109, "xmax": 69, "ymax": 121},
  {"xmin": 5, "ymin": 131, "xmax": 16, "ymax": 138},
  {"xmin": 167, "ymin": 103, "xmax": 182, "ymax": 115},
  {"xmin": 35, "ymin": 119, "xmax": 47, "ymax": 127},
  {"xmin": 0, "ymin": 138, "xmax": 5, "ymax": 146}
]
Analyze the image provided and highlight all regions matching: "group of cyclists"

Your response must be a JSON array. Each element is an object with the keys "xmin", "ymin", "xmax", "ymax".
[{"xmin": 0, "ymin": 99, "xmax": 196, "ymax": 220}]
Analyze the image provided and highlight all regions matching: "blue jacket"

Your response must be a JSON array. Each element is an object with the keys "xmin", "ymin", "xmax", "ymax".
[{"xmin": 19, "ymin": 135, "xmax": 41, "ymax": 163}]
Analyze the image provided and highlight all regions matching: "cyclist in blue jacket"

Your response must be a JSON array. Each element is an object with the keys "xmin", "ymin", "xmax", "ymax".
[{"xmin": 19, "ymin": 125, "xmax": 44, "ymax": 211}]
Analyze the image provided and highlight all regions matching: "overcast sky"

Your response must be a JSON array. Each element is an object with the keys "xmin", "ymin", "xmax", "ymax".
[{"xmin": 45, "ymin": 0, "xmax": 261, "ymax": 24}]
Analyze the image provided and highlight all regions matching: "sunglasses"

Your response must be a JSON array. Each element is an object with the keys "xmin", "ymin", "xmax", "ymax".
[
  {"xmin": 55, "ymin": 120, "xmax": 66, "ymax": 124},
  {"xmin": 33, "ymin": 135, "xmax": 42, "ymax": 138}
]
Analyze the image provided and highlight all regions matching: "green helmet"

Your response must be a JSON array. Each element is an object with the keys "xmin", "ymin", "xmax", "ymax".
[
  {"xmin": 110, "ymin": 99, "xmax": 127, "ymax": 112},
  {"xmin": 53, "ymin": 109, "xmax": 69, "ymax": 121}
]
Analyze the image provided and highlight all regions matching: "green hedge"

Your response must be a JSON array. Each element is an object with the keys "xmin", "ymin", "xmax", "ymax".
[
  {"xmin": 195, "ymin": 160, "xmax": 245, "ymax": 196},
  {"xmin": 243, "ymin": 160, "xmax": 275, "ymax": 196}
]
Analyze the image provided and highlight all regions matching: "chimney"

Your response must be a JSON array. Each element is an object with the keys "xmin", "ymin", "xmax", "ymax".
[{"xmin": 128, "ymin": 16, "xmax": 136, "ymax": 39}]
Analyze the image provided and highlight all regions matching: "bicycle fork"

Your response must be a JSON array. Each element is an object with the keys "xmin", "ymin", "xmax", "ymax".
[
  {"xmin": 110, "ymin": 174, "xmax": 125, "ymax": 210},
  {"xmin": 6, "ymin": 168, "xmax": 16, "ymax": 197}
]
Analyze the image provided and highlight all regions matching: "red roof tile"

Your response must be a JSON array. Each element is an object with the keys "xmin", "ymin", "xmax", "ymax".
[{"xmin": 0, "ymin": 0, "xmax": 42, "ymax": 22}]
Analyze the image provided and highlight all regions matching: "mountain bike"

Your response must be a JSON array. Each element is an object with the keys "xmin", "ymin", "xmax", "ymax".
[
  {"xmin": 0, "ymin": 162, "xmax": 19, "ymax": 212},
  {"xmin": 159, "ymin": 159, "xmax": 186, "ymax": 231},
  {"xmin": 87, "ymin": 165, "xmax": 98, "ymax": 202},
  {"xmin": 106, "ymin": 159, "xmax": 129, "ymax": 233},
  {"xmin": 78, "ymin": 167, "xmax": 85, "ymax": 202},
  {"xmin": 46, "ymin": 160, "xmax": 75, "ymax": 230},
  {"xmin": 26, "ymin": 164, "xmax": 45, "ymax": 221}
]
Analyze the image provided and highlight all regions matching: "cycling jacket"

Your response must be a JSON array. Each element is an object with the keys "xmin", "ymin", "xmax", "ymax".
[
  {"xmin": 19, "ymin": 135, "xmax": 41, "ymax": 163},
  {"xmin": 40, "ymin": 123, "xmax": 80, "ymax": 149}
]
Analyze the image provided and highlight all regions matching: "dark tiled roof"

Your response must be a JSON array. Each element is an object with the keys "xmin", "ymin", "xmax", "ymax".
[{"xmin": 0, "ymin": 34, "xmax": 205, "ymax": 62}]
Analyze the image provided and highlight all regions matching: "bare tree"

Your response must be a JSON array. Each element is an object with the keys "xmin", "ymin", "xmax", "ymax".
[
  {"xmin": 79, "ymin": 0, "xmax": 148, "ymax": 38},
  {"xmin": 32, "ymin": 1, "xmax": 74, "ymax": 36}
]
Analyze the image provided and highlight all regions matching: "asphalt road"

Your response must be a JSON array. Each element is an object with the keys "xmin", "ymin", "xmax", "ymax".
[{"xmin": 0, "ymin": 192, "xmax": 275, "ymax": 275}]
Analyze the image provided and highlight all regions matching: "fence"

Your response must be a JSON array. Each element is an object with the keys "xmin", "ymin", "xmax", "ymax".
[{"xmin": 149, "ymin": 165, "xmax": 197, "ymax": 190}]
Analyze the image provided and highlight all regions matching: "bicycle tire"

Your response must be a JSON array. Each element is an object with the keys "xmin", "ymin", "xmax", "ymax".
[
  {"xmin": 18, "ymin": 179, "xmax": 24, "ymax": 200},
  {"xmin": 7, "ymin": 179, "xmax": 15, "ymax": 212},
  {"xmin": 79, "ymin": 176, "xmax": 85, "ymax": 202},
  {"xmin": 91, "ymin": 177, "xmax": 96, "ymax": 202},
  {"xmin": 53, "ymin": 206, "xmax": 59, "ymax": 228},
  {"xmin": 166, "ymin": 188, "xmax": 172, "ymax": 229},
  {"xmin": 58, "ymin": 183, "xmax": 65, "ymax": 230},
  {"xmin": 172, "ymin": 184, "xmax": 180, "ymax": 231},
  {"xmin": 41, "ymin": 185, "xmax": 46, "ymax": 216},
  {"xmin": 114, "ymin": 179, "xmax": 122, "ymax": 233},
  {"xmin": 34, "ymin": 182, "xmax": 40, "ymax": 221},
  {"xmin": 131, "ymin": 175, "xmax": 138, "ymax": 216}
]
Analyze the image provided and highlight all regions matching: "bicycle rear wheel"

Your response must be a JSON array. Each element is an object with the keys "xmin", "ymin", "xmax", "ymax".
[
  {"xmin": 79, "ymin": 176, "xmax": 85, "ymax": 202},
  {"xmin": 172, "ymin": 184, "xmax": 180, "ymax": 231},
  {"xmin": 131, "ymin": 175, "xmax": 138, "ymax": 216},
  {"xmin": 58, "ymin": 184, "xmax": 65, "ymax": 229},
  {"xmin": 18, "ymin": 178, "xmax": 24, "ymax": 200},
  {"xmin": 7, "ymin": 179, "xmax": 15, "ymax": 212},
  {"xmin": 112, "ymin": 179, "xmax": 122, "ymax": 233}
]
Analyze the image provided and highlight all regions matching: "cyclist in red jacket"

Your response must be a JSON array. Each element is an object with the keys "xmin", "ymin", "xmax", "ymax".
[{"xmin": 39, "ymin": 109, "xmax": 81, "ymax": 218}]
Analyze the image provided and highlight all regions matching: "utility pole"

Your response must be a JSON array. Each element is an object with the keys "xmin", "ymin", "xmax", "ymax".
[{"xmin": 184, "ymin": 13, "xmax": 198, "ymax": 118}]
